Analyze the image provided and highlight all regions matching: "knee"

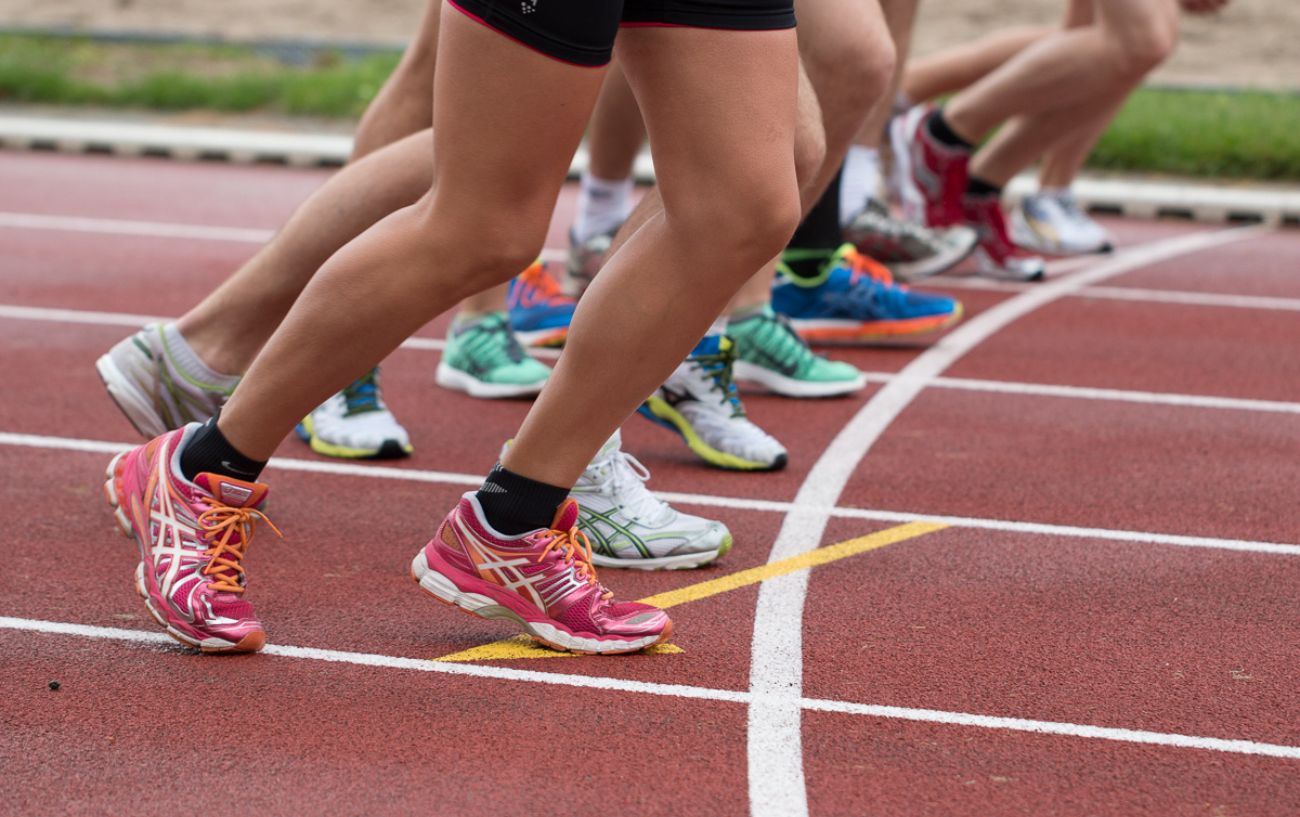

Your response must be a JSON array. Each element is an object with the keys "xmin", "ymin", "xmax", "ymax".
[
  {"xmin": 1111, "ymin": 13, "xmax": 1179, "ymax": 78},
  {"xmin": 413, "ymin": 198, "xmax": 547, "ymax": 297},
  {"xmin": 673, "ymin": 177, "xmax": 801, "ymax": 271},
  {"xmin": 806, "ymin": 32, "xmax": 895, "ymax": 145}
]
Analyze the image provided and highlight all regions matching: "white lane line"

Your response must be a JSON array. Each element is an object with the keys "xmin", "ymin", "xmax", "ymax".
[
  {"xmin": 4, "ymin": 614, "xmax": 1299, "ymax": 762},
  {"xmin": 0, "ymin": 211, "xmax": 277, "ymax": 243},
  {"xmin": 4, "ymin": 429, "xmax": 1298, "ymax": 556},
  {"xmin": 1080, "ymin": 285, "xmax": 1300, "ymax": 313},
  {"xmin": 745, "ymin": 224, "xmax": 1272, "ymax": 817},
  {"xmin": 4, "ymin": 208, "xmax": 1295, "ymax": 313},
  {"xmin": 5, "ymin": 303, "xmax": 1299, "ymax": 413},
  {"xmin": 0, "ymin": 304, "xmax": 450, "ymax": 352}
]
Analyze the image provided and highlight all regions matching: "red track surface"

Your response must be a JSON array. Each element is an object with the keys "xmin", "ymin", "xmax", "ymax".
[{"xmin": 2, "ymin": 151, "xmax": 1299, "ymax": 816}]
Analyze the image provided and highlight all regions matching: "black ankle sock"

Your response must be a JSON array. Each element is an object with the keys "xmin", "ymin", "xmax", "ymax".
[
  {"xmin": 965, "ymin": 175, "xmax": 1002, "ymax": 198},
  {"xmin": 179, "ymin": 418, "xmax": 267, "ymax": 483},
  {"xmin": 783, "ymin": 170, "xmax": 843, "ymax": 280},
  {"xmin": 926, "ymin": 108, "xmax": 973, "ymax": 151},
  {"xmin": 476, "ymin": 463, "xmax": 570, "ymax": 536}
]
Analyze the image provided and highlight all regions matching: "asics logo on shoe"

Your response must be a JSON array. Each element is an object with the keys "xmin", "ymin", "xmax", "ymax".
[{"xmin": 218, "ymin": 483, "xmax": 255, "ymax": 505}]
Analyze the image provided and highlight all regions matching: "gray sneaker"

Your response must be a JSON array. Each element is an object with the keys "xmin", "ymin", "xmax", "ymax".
[
  {"xmin": 565, "ymin": 226, "xmax": 619, "ymax": 297},
  {"xmin": 95, "ymin": 324, "xmax": 233, "ymax": 438},
  {"xmin": 843, "ymin": 199, "xmax": 977, "ymax": 281}
]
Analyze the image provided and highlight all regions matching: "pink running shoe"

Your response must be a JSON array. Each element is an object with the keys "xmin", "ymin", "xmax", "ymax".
[
  {"xmin": 411, "ymin": 494, "xmax": 673, "ymax": 654},
  {"xmin": 103, "ymin": 424, "xmax": 279, "ymax": 653},
  {"xmin": 963, "ymin": 193, "xmax": 1047, "ymax": 282},
  {"xmin": 893, "ymin": 104, "xmax": 969, "ymax": 228}
]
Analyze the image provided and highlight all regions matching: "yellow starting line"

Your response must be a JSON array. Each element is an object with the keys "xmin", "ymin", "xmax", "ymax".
[{"xmin": 434, "ymin": 520, "xmax": 948, "ymax": 662}]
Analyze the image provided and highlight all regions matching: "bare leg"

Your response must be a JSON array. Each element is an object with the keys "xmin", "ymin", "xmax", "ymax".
[
  {"xmin": 944, "ymin": 0, "xmax": 1179, "ymax": 143},
  {"xmin": 901, "ymin": 26, "xmax": 1049, "ymax": 106},
  {"xmin": 350, "ymin": 0, "xmax": 439, "ymax": 159},
  {"xmin": 504, "ymin": 26, "xmax": 800, "ymax": 486},
  {"xmin": 968, "ymin": 0, "xmax": 1180, "ymax": 186},
  {"xmin": 177, "ymin": 131, "xmax": 433, "ymax": 374},
  {"xmin": 219, "ymin": 8, "xmax": 607, "ymax": 460},
  {"xmin": 586, "ymin": 62, "xmax": 645, "ymax": 181}
]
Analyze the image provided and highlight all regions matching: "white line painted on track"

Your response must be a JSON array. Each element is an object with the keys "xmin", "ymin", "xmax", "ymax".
[
  {"xmin": 1080, "ymin": 285, "xmax": 1300, "ymax": 313},
  {"xmin": 4, "ymin": 208, "xmax": 1294, "ymax": 311},
  {"xmin": 745, "ymin": 224, "xmax": 1273, "ymax": 817},
  {"xmin": 4, "ymin": 429, "xmax": 1298, "ymax": 556},
  {"xmin": 0, "ymin": 211, "xmax": 277, "ymax": 243},
  {"xmin": 5, "ymin": 302, "xmax": 1298, "ymax": 412},
  {"xmin": 4, "ymin": 615, "xmax": 1299, "ymax": 761}
]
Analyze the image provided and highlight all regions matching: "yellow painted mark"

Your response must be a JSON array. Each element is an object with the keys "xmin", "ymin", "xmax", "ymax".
[
  {"xmin": 438, "ymin": 638, "xmax": 684, "ymax": 663},
  {"xmin": 433, "ymin": 521, "xmax": 947, "ymax": 663}
]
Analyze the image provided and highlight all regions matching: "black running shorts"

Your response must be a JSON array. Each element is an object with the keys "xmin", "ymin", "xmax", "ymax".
[{"xmin": 448, "ymin": 0, "xmax": 796, "ymax": 67}]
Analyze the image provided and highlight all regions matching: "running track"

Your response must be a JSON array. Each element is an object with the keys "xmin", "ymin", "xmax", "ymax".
[{"xmin": 2, "ymin": 151, "xmax": 1300, "ymax": 816}]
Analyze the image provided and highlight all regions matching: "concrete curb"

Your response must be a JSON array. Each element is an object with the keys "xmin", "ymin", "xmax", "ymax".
[{"xmin": 1, "ymin": 114, "xmax": 1295, "ymax": 225}]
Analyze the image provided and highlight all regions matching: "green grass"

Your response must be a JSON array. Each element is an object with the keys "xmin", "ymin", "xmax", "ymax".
[
  {"xmin": 1, "ymin": 33, "xmax": 1298, "ymax": 181},
  {"xmin": 1092, "ymin": 88, "xmax": 1300, "ymax": 181}
]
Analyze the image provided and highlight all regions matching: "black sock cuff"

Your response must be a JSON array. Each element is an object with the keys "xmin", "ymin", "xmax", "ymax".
[
  {"xmin": 927, "ymin": 108, "xmax": 974, "ymax": 151},
  {"xmin": 179, "ymin": 418, "xmax": 267, "ymax": 483},
  {"xmin": 476, "ymin": 463, "xmax": 570, "ymax": 536},
  {"xmin": 965, "ymin": 175, "xmax": 1003, "ymax": 198}
]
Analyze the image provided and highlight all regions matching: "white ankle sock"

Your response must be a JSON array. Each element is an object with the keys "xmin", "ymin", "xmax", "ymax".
[
  {"xmin": 160, "ymin": 323, "xmax": 240, "ymax": 391},
  {"xmin": 840, "ymin": 145, "xmax": 882, "ymax": 226},
  {"xmin": 573, "ymin": 171, "xmax": 633, "ymax": 244}
]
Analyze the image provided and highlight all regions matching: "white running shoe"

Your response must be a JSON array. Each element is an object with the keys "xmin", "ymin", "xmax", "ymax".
[
  {"xmin": 95, "ymin": 323, "xmax": 234, "ymax": 438},
  {"xmin": 296, "ymin": 368, "xmax": 413, "ymax": 459},
  {"xmin": 571, "ymin": 431, "xmax": 733, "ymax": 570},
  {"xmin": 639, "ymin": 335, "xmax": 788, "ymax": 471},
  {"xmin": 1019, "ymin": 190, "xmax": 1114, "ymax": 256}
]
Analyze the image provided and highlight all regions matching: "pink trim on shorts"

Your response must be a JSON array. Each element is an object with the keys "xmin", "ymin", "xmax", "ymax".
[{"xmin": 445, "ymin": 0, "xmax": 608, "ymax": 68}]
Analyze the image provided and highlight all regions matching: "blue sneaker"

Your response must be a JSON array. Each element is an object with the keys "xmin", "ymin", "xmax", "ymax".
[
  {"xmin": 507, "ymin": 261, "xmax": 576, "ymax": 348},
  {"xmin": 772, "ymin": 244, "xmax": 963, "ymax": 342}
]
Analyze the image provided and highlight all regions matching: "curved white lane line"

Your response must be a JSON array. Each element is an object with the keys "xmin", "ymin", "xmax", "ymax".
[{"xmin": 745, "ymin": 224, "xmax": 1271, "ymax": 817}]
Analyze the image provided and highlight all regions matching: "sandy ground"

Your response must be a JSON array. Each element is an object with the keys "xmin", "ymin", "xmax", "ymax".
[{"xmin": 0, "ymin": 0, "xmax": 1296, "ymax": 90}]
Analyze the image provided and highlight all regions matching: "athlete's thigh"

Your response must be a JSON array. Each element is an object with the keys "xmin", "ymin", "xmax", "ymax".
[
  {"xmin": 428, "ymin": 2, "xmax": 615, "ymax": 213},
  {"xmin": 615, "ymin": 24, "xmax": 799, "ymax": 210}
]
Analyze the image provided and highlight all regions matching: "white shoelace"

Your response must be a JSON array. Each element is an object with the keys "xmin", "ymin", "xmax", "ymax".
[{"xmin": 585, "ymin": 449, "xmax": 673, "ymax": 526}]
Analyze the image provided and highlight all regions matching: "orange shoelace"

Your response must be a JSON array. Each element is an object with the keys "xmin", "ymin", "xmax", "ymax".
[
  {"xmin": 196, "ymin": 499, "xmax": 282, "ymax": 594},
  {"xmin": 537, "ymin": 526, "xmax": 611, "ymax": 600},
  {"xmin": 518, "ymin": 261, "xmax": 573, "ymax": 303},
  {"xmin": 843, "ymin": 246, "xmax": 900, "ymax": 288}
]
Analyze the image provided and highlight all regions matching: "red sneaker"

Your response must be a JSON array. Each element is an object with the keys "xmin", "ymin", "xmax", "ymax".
[
  {"xmin": 964, "ymin": 194, "xmax": 1047, "ymax": 281},
  {"xmin": 893, "ymin": 104, "xmax": 969, "ymax": 228}
]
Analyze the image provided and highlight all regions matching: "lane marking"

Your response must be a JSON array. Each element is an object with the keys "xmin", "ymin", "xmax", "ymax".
[
  {"xmin": 4, "ymin": 614, "xmax": 1299, "ymax": 761},
  {"xmin": 5, "ymin": 208, "xmax": 1296, "ymax": 313},
  {"xmin": 746, "ymin": 224, "xmax": 1273, "ymax": 817},
  {"xmin": 4, "ymin": 430, "xmax": 1298, "ymax": 557},
  {"xmin": 6, "ymin": 302, "xmax": 1300, "ymax": 413},
  {"xmin": 435, "ymin": 522, "xmax": 946, "ymax": 662}
]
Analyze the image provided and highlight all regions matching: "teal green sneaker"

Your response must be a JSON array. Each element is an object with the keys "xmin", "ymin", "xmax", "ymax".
[
  {"xmin": 435, "ymin": 311, "xmax": 551, "ymax": 398},
  {"xmin": 729, "ymin": 305, "xmax": 867, "ymax": 398}
]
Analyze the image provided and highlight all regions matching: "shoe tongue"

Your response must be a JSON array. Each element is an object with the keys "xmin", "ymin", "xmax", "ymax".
[
  {"xmin": 194, "ymin": 473, "xmax": 269, "ymax": 508},
  {"xmin": 550, "ymin": 499, "xmax": 580, "ymax": 531},
  {"xmin": 595, "ymin": 429, "xmax": 622, "ymax": 459}
]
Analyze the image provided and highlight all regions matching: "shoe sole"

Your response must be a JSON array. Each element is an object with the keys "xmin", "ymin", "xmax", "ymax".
[
  {"xmin": 591, "ymin": 533, "xmax": 732, "ymax": 571},
  {"xmin": 95, "ymin": 353, "xmax": 168, "ymax": 439},
  {"xmin": 733, "ymin": 361, "xmax": 865, "ymax": 398},
  {"xmin": 888, "ymin": 229, "xmax": 979, "ymax": 281},
  {"xmin": 409, "ymin": 550, "xmax": 672, "ymax": 655},
  {"xmin": 102, "ymin": 452, "xmax": 264, "ymax": 654},
  {"xmin": 638, "ymin": 399, "xmax": 788, "ymax": 472},
  {"xmin": 435, "ymin": 362, "xmax": 547, "ymax": 399},
  {"xmin": 973, "ymin": 249, "xmax": 1047, "ymax": 282},
  {"xmin": 512, "ymin": 327, "xmax": 569, "ymax": 349},
  {"xmin": 295, "ymin": 416, "xmax": 413, "ymax": 459},
  {"xmin": 789, "ymin": 302, "xmax": 965, "ymax": 343}
]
